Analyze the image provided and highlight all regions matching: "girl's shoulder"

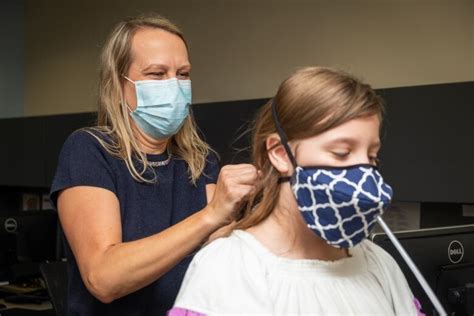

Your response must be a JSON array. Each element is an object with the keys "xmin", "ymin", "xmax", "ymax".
[
  {"xmin": 359, "ymin": 240, "xmax": 417, "ymax": 314},
  {"xmin": 174, "ymin": 231, "xmax": 271, "ymax": 314},
  {"xmin": 359, "ymin": 239, "xmax": 400, "ymax": 269},
  {"xmin": 191, "ymin": 230, "xmax": 267, "ymax": 270}
]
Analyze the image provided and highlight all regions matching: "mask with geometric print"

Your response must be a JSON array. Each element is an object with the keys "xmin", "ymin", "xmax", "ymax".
[
  {"xmin": 288, "ymin": 164, "xmax": 393, "ymax": 248},
  {"xmin": 272, "ymin": 101, "xmax": 393, "ymax": 248}
]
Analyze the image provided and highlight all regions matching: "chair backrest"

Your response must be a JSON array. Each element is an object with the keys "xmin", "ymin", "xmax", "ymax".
[{"xmin": 39, "ymin": 261, "xmax": 68, "ymax": 316}]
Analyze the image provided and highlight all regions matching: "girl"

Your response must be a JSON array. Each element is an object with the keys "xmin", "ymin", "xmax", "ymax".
[{"xmin": 170, "ymin": 67, "xmax": 419, "ymax": 315}]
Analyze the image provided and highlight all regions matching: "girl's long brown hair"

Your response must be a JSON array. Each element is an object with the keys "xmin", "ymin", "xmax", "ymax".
[{"xmin": 235, "ymin": 67, "xmax": 385, "ymax": 230}]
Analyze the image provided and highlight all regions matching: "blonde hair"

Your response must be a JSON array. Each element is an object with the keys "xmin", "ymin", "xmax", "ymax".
[
  {"xmin": 87, "ymin": 13, "xmax": 213, "ymax": 184},
  {"xmin": 235, "ymin": 66, "xmax": 385, "ymax": 230}
]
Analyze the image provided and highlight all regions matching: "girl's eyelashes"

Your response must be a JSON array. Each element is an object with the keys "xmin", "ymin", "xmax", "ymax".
[
  {"xmin": 330, "ymin": 151, "xmax": 380, "ymax": 166},
  {"xmin": 331, "ymin": 151, "xmax": 350, "ymax": 159}
]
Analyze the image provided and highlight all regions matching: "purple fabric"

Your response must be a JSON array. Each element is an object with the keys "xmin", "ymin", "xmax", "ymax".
[
  {"xmin": 414, "ymin": 297, "xmax": 425, "ymax": 316},
  {"xmin": 168, "ymin": 307, "xmax": 206, "ymax": 316}
]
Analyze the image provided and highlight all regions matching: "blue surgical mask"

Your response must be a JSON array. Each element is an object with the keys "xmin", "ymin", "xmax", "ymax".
[
  {"xmin": 272, "ymin": 100, "xmax": 393, "ymax": 248},
  {"xmin": 124, "ymin": 76, "xmax": 192, "ymax": 139}
]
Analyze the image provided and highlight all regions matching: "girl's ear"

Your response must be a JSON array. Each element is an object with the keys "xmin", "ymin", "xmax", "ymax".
[{"xmin": 266, "ymin": 133, "xmax": 293, "ymax": 176}]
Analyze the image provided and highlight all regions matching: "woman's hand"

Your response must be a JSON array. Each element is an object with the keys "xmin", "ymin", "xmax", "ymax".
[{"xmin": 204, "ymin": 164, "xmax": 259, "ymax": 226}]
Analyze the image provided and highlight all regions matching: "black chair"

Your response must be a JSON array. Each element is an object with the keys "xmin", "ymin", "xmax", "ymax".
[{"xmin": 39, "ymin": 261, "xmax": 67, "ymax": 316}]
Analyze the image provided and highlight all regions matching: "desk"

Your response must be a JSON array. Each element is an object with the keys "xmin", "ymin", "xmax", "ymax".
[{"xmin": 0, "ymin": 298, "xmax": 53, "ymax": 315}]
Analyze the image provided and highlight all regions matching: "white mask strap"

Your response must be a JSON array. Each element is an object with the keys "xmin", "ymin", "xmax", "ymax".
[
  {"xmin": 122, "ymin": 74, "xmax": 135, "ymax": 84},
  {"xmin": 121, "ymin": 75, "xmax": 135, "ymax": 113}
]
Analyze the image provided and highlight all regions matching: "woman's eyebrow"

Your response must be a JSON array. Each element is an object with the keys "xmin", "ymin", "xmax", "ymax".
[
  {"xmin": 141, "ymin": 64, "xmax": 191, "ymax": 72},
  {"xmin": 142, "ymin": 63, "xmax": 168, "ymax": 72},
  {"xmin": 178, "ymin": 64, "xmax": 191, "ymax": 71}
]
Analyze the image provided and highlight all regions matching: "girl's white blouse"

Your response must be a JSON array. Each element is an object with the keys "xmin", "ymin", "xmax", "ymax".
[{"xmin": 174, "ymin": 230, "xmax": 417, "ymax": 315}]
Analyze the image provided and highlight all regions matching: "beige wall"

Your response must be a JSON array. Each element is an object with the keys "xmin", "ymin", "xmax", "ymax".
[{"xmin": 25, "ymin": 0, "xmax": 474, "ymax": 116}]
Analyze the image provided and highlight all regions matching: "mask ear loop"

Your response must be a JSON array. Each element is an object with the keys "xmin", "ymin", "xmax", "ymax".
[
  {"xmin": 122, "ymin": 74, "xmax": 135, "ymax": 84},
  {"xmin": 121, "ymin": 74, "xmax": 136, "ymax": 113},
  {"xmin": 271, "ymin": 99, "xmax": 298, "ymax": 183}
]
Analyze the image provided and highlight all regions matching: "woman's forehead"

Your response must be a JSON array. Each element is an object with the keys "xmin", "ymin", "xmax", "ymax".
[{"xmin": 130, "ymin": 28, "xmax": 189, "ymax": 67}]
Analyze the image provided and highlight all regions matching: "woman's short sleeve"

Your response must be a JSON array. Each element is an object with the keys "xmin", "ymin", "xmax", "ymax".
[
  {"xmin": 203, "ymin": 152, "xmax": 219, "ymax": 184},
  {"xmin": 49, "ymin": 130, "xmax": 117, "ymax": 207}
]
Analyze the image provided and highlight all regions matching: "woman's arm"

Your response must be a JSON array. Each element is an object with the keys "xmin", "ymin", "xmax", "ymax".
[{"xmin": 58, "ymin": 164, "xmax": 257, "ymax": 303}]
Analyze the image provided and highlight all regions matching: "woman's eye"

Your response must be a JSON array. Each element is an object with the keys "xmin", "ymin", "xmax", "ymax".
[
  {"xmin": 177, "ymin": 72, "xmax": 190, "ymax": 79},
  {"xmin": 148, "ymin": 72, "xmax": 165, "ymax": 78}
]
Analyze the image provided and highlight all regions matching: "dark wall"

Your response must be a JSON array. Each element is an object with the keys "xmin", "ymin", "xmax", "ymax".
[
  {"xmin": 192, "ymin": 98, "xmax": 268, "ymax": 165},
  {"xmin": 378, "ymin": 82, "xmax": 474, "ymax": 204},
  {"xmin": 0, "ymin": 113, "xmax": 96, "ymax": 188},
  {"xmin": 0, "ymin": 82, "xmax": 473, "ymax": 206},
  {"xmin": 195, "ymin": 82, "xmax": 474, "ymax": 204}
]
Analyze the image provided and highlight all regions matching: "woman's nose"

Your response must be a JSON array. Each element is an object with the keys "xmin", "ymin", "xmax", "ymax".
[{"xmin": 163, "ymin": 70, "xmax": 178, "ymax": 80}]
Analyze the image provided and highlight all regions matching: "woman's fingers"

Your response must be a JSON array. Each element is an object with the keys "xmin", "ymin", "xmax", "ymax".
[
  {"xmin": 219, "ymin": 164, "xmax": 259, "ymax": 185},
  {"xmin": 207, "ymin": 164, "xmax": 260, "ymax": 225},
  {"xmin": 218, "ymin": 165, "xmax": 259, "ymax": 199}
]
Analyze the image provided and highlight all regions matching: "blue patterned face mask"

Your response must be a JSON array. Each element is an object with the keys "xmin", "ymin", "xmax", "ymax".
[
  {"xmin": 123, "ymin": 76, "xmax": 192, "ymax": 139},
  {"xmin": 272, "ymin": 101, "xmax": 393, "ymax": 248},
  {"xmin": 289, "ymin": 165, "xmax": 393, "ymax": 248}
]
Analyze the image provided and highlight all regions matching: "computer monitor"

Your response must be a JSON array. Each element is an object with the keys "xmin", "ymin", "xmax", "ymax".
[
  {"xmin": 371, "ymin": 225, "xmax": 474, "ymax": 316},
  {"xmin": 0, "ymin": 210, "xmax": 58, "ymax": 282}
]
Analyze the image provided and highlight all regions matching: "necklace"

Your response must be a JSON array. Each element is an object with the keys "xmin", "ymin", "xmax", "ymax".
[{"xmin": 147, "ymin": 150, "xmax": 172, "ymax": 167}]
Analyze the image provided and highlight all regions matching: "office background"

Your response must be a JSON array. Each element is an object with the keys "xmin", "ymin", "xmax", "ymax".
[
  {"xmin": 1, "ymin": 0, "xmax": 473, "ymax": 225},
  {"xmin": 0, "ymin": 1, "xmax": 473, "ymax": 314}
]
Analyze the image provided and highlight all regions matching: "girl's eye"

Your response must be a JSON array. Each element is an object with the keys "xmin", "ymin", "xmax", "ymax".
[{"xmin": 332, "ymin": 152, "xmax": 350, "ymax": 158}]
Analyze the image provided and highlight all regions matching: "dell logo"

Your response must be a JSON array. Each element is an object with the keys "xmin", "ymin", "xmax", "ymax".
[
  {"xmin": 4, "ymin": 218, "xmax": 18, "ymax": 233},
  {"xmin": 448, "ymin": 240, "xmax": 464, "ymax": 264},
  {"xmin": 450, "ymin": 249, "xmax": 462, "ymax": 255}
]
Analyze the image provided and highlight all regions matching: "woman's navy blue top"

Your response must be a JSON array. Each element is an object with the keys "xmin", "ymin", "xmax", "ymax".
[{"xmin": 50, "ymin": 130, "xmax": 219, "ymax": 316}]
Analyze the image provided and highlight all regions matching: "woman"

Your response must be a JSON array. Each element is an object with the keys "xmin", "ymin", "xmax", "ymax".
[
  {"xmin": 171, "ymin": 67, "xmax": 420, "ymax": 315},
  {"xmin": 50, "ymin": 14, "xmax": 258, "ymax": 315}
]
